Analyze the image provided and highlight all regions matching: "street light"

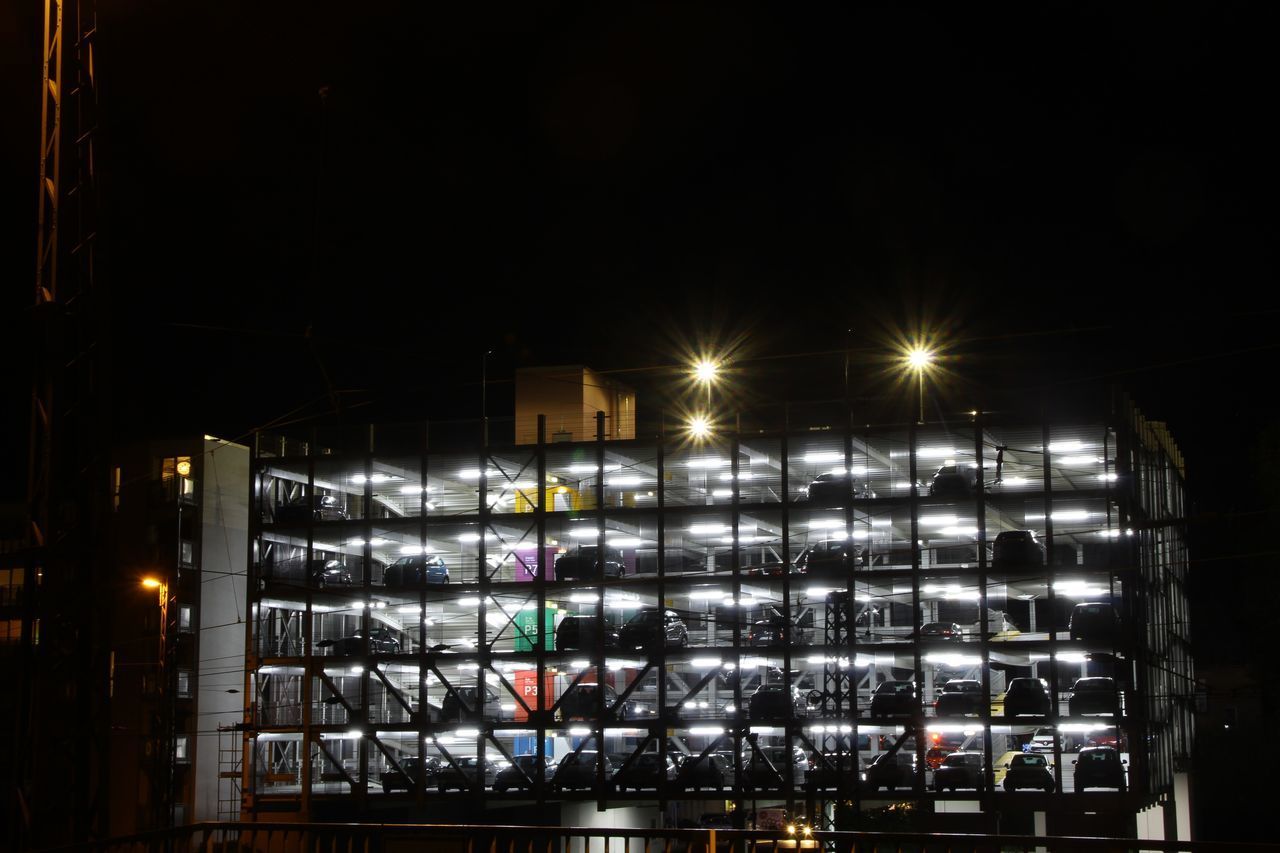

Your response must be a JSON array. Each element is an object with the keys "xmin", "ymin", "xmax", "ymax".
[
  {"xmin": 692, "ymin": 359, "xmax": 719, "ymax": 408},
  {"xmin": 688, "ymin": 414, "xmax": 712, "ymax": 440},
  {"xmin": 905, "ymin": 347, "xmax": 935, "ymax": 424},
  {"xmin": 140, "ymin": 576, "xmax": 172, "ymax": 827}
]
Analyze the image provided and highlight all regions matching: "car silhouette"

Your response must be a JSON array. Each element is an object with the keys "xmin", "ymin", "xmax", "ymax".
[
  {"xmin": 1072, "ymin": 746, "xmax": 1127, "ymax": 792},
  {"xmin": 273, "ymin": 493, "xmax": 349, "ymax": 524},
  {"xmin": 493, "ymin": 755, "xmax": 555, "ymax": 793},
  {"xmin": 617, "ymin": 608, "xmax": 688, "ymax": 650},
  {"xmin": 1069, "ymin": 602, "xmax": 1120, "ymax": 643},
  {"xmin": 933, "ymin": 751, "xmax": 985, "ymax": 791},
  {"xmin": 1001, "ymin": 753, "xmax": 1055, "ymax": 792},
  {"xmin": 380, "ymin": 756, "xmax": 441, "ymax": 793},
  {"xmin": 801, "ymin": 471, "xmax": 876, "ymax": 504},
  {"xmin": 869, "ymin": 680, "xmax": 916, "ymax": 719},
  {"xmin": 1069, "ymin": 676, "xmax": 1120, "ymax": 717},
  {"xmin": 864, "ymin": 751, "xmax": 915, "ymax": 791},
  {"xmin": 929, "ymin": 465, "xmax": 978, "ymax": 497},
  {"xmin": 554, "ymin": 546, "xmax": 625, "ymax": 581},
  {"xmin": 1003, "ymin": 677, "xmax": 1050, "ymax": 718},
  {"xmin": 383, "ymin": 554, "xmax": 449, "ymax": 586},
  {"xmin": 992, "ymin": 530, "xmax": 1046, "ymax": 568},
  {"xmin": 934, "ymin": 679, "xmax": 984, "ymax": 716}
]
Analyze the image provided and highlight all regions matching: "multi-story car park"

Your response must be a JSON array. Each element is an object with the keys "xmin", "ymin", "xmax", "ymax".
[{"xmin": 242, "ymin": 382, "xmax": 1192, "ymax": 838}]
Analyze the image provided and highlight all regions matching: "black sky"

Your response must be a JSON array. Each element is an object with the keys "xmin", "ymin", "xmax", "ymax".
[{"xmin": 3, "ymin": 1, "xmax": 1280, "ymax": 839}]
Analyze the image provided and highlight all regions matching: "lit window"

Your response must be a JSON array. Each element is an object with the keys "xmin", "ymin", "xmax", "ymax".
[
  {"xmin": 178, "ymin": 605, "xmax": 193, "ymax": 632},
  {"xmin": 179, "ymin": 540, "xmax": 195, "ymax": 567},
  {"xmin": 177, "ymin": 669, "xmax": 193, "ymax": 699},
  {"xmin": 175, "ymin": 735, "xmax": 190, "ymax": 763}
]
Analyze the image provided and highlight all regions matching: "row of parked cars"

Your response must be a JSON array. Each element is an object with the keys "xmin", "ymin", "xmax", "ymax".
[
  {"xmin": 379, "ymin": 743, "xmax": 1127, "ymax": 796},
  {"xmin": 874, "ymin": 676, "xmax": 1124, "ymax": 719}
]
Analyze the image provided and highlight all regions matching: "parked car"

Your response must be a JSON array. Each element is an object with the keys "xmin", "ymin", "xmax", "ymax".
[
  {"xmin": 274, "ymin": 493, "xmax": 349, "ymax": 524},
  {"xmin": 1030, "ymin": 728, "xmax": 1057, "ymax": 754},
  {"xmin": 551, "ymin": 751, "xmax": 614, "ymax": 791},
  {"xmin": 748, "ymin": 608, "xmax": 811, "ymax": 646},
  {"xmin": 555, "ymin": 615, "xmax": 620, "ymax": 651},
  {"xmin": 805, "ymin": 753, "xmax": 865, "ymax": 790},
  {"xmin": 554, "ymin": 545, "xmax": 625, "ymax": 581},
  {"xmin": 1069, "ymin": 602, "xmax": 1120, "ymax": 643},
  {"xmin": 329, "ymin": 627, "xmax": 401, "ymax": 655},
  {"xmin": 991, "ymin": 750, "xmax": 1022, "ymax": 787},
  {"xmin": 675, "ymin": 753, "xmax": 736, "ymax": 791},
  {"xmin": 380, "ymin": 756, "xmax": 441, "ymax": 793},
  {"xmin": 436, "ymin": 756, "xmax": 502, "ymax": 792},
  {"xmin": 383, "ymin": 554, "xmax": 449, "ymax": 586},
  {"xmin": 1073, "ymin": 746, "xmax": 1127, "ymax": 791},
  {"xmin": 864, "ymin": 751, "xmax": 916, "ymax": 791},
  {"xmin": 557, "ymin": 682, "xmax": 638, "ymax": 720},
  {"xmin": 741, "ymin": 745, "xmax": 809, "ymax": 791},
  {"xmin": 869, "ymin": 680, "xmax": 916, "ymax": 719},
  {"xmin": 992, "ymin": 530, "xmax": 1046, "ymax": 568},
  {"xmin": 1069, "ymin": 676, "xmax": 1120, "ymax": 717},
  {"xmin": 265, "ymin": 557, "xmax": 353, "ymax": 588},
  {"xmin": 618, "ymin": 608, "xmax": 688, "ymax": 650},
  {"xmin": 917, "ymin": 621, "xmax": 963, "ymax": 641},
  {"xmin": 929, "ymin": 465, "xmax": 978, "ymax": 497},
  {"xmin": 801, "ymin": 471, "xmax": 876, "ymax": 504},
  {"xmin": 613, "ymin": 752, "xmax": 678, "ymax": 790},
  {"xmin": 1001, "ymin": 753, "xmax": 1055, "ymax": 792},
  {"xmin": 441, "ymin": 685, "xmax": 501, "ymax": 721},
  {"xmin": 933, "ymin": 751, "xmax": 986, "ymax": 792},
  {"xmin": 795, "ymin": 539, "xmax": 863, "ymax": 573},
  {"xmin": 748, "ymin": 684, "xmax": 809, "ymax": 719},
  {"xmin": 493, "ymin": 754, "xmax": 555, "ymax": 792},
  {"xmin": 1003, "ymin": 677, "xmax": 1050, "ymax": 718},
  {"xmin": 934, "ymin": 679, "xmax": 984, "ymax": 717}
]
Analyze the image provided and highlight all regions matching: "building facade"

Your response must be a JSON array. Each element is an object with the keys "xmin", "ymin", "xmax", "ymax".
[{"xmin": 241, "ymin": 391, "xmax": 1193, "ymax": 839}]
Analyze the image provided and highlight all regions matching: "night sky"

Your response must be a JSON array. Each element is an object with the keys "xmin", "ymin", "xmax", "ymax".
[{"xmin": 3, "ymin": 2, "xmax": 1279, "ymax": 839}]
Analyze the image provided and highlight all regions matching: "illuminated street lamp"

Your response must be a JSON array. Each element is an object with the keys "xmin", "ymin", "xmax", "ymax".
[
  {"xmin": 905, "ymin": 347, "xmax": 935, "ymax": 424},
  {"xmin": 692, "ymin": 359, "xmax": 719, "ymax": 408},
  {"xmin": 688, "ymin": 415, "xmax": 712, "ymax": 440},
  {"xmin": 141, "ymin": 576, "xmax": 172, "ymax": 825}
]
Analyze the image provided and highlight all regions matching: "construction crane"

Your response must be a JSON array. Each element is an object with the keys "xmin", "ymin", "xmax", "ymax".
[{"xmin": 16, "ymin": 0, "xmax": 111, "ymax": 849}]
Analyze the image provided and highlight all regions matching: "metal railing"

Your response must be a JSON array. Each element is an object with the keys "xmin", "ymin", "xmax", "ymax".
[{"xmin": 40, "ymin": 822, "xmax": 1280, "ymax": 853}]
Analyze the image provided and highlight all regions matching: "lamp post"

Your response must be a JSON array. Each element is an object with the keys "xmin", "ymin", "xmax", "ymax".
[
  {"xmin": 141, "ymin": 577, "xmax": 172, "ymax": 827},
  {"xmin": 905, "ymin": 348, "xmax": 934, "ymax": 424}
]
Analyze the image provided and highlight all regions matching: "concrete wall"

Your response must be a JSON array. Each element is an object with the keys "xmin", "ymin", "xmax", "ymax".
[{"xmin": 193, "ymin": 438, "xmax": 249, "ymax": 821}]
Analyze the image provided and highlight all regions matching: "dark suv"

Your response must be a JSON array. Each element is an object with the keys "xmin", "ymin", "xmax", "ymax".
[
  {"xmin": 330, "ymin": 627, "xmax": 401, "ymax": 655},
  {"xmin": 929, "ymin": 465, "xmax": 978, "ymax": 497},
  {"xmin": 555, "ymin": 615, "xmax": 620, "ymax": 651},
  {"xmin": 747, "ymin": 608, "xmax": 811, "ymax": 646},
  {"xmin": 869, "ymin": 680, "xmax": 916, "ymax": 719},
  {"xmin": 274, "ymin": 494, "xmax": 349, "ymax": 524},
  {"xmin": 380, "ymin": 756, "xmax": 441, "ymax": 793},
  {"xmin": 1069, "ymin": 602, "xmax": 1120, "ymax": 643},
  {"xmin": 865, "ymin": 751, "xmax": 916, "ymax": 791},
  {"xmin": 802, "ymin": 471, "xmax": 876, "ymax": 504},
  {"xmin": 383, "ymin": 555, "xmax": 449, "ymax": 586},
  {"xmin": 614, "ymin": 753, "xmax": 678, "ymax": 791},
  {"xmin": 795, "ymin": 539, "xmax": 863, "ymax": 573},
  {"xmin": 554, "ymin": 546, "xmax": 625, "ymax": 581},
  {"xmin": 441, "ymin": 685, "xmax": 501, "ymax": 721},
  {"xmin": 1003, "ymin": 677, "xmax": 1050, "ymax": 718},
  {"xmin": 266, "ymin": 558, "xmax": 352, "ymax": 588},
  {"xmin": 934, "ymin": 679, "xmax": 984, "ymax": 717},
  {"xmin": 551, "ymin": 751, "xmax": 614, "ymax": 791},
  {"xmin": 618, "ymin": 608, "xmax": 688, "ymax": 650},
  {"xmin": 748, "ymin": 684, "xmax": 809, "ymax": 719},
  {"xmin": 741, "ymin": 745, "xmax": 809, "ymax": 791},
  {"xmin": 1072, "ymin": 746, "xmax": 1127, "ymax": 791},
  {"xmin": 933, "ymin": 751, "xmax": 985, "ymax": 792},
  {"xmin": 557, "ymin": 682, "xmax": 638, "ymax": 721},
  {"xmin": 1069, "ymin": 677, "xmax": 1120, "ymax": 717},
  {"xmin": 992, "ymin": 530, "xmax": 1046, "ymax": 568}
]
